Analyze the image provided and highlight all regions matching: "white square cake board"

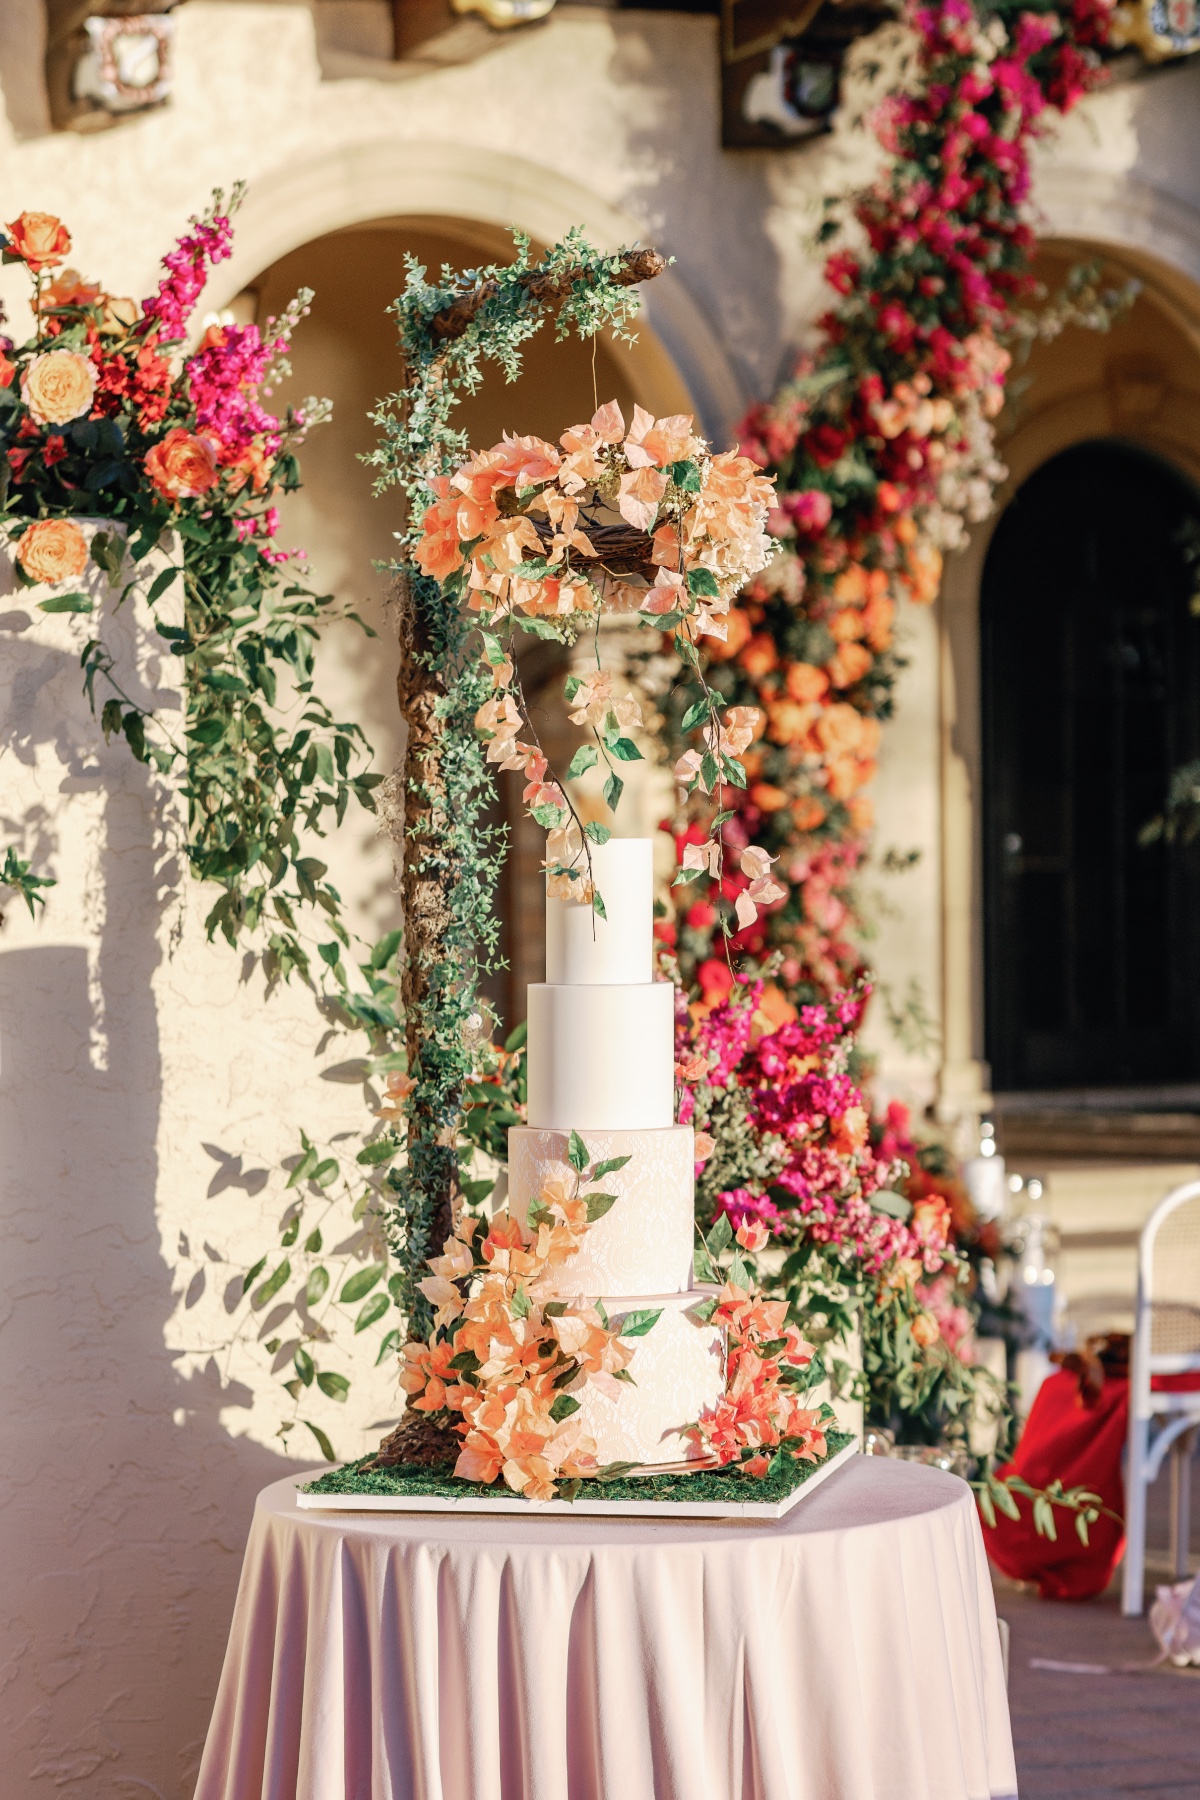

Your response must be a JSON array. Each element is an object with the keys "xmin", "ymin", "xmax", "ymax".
[{"xmin": 295, "ymin": 1439, "xmax": 858, "ymax": 1520}]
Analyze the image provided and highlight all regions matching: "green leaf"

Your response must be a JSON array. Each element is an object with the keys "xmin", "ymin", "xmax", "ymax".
[
  {"xmin": 281, "ymin": 1217, "xmax": 301, "ymax": 1247},
  {"xmin": 583, "ymin": 821, "xmax": 611, "ymax": 845},
  {"xmin": 318, "ymin": 942, "xmax": 341, "ymax": 969},
  {"xmin": 592, "ymin": 889, "xmax": 607, "ymax": 920},
  {"xmin": 312, "ymin": 1157, "xmax": 338, "ymax": 1187},
  {"xmin": 303, "ymin": 1227, "xmax": 322, "ymax": 1253},
  {"xmin": 687, "ymin": 566, "xmax": 720, "ymax": 597},
  {"xmin": 304, "ymin": 1420, "xmax": 337, "ymax": 1462},
  {"xmin": 357, "ymin": 1137, "xmax": 398, "ymax": 1166},
  {"xmin": 531, "ymin": 801, "xmax": 567, "ymax": 829},
  {"xmin": 316, "ymin": 1371, "xmax": 350, "ymax": 1402},
  {"xmin": 510, "ymin": 1285, "xmax": 531, "ymax": 1320},
  {"xmin": 549, "ymin": 1392, "xmax": 581, "ymax": 1422},
  {"xmin": 608, "ymin": 736, "xmax": 643, "ymax": 763},
  {"xmin": 602, "ymin": 771, "xmax": 624, "ymax": 812},
  {"xmin": 618, "ymin": 1307, "xmax": 662, "ymax": 1338},
  {"xmin": 375, "ymin": 1328, "xmax": 401, "ymax": 1366},
  {"xmin": 720, "ymin": 755, "xmax": 747, "ymax": 791},
  {"xmin": 294, "ymin": 1347, "xmax": 315, "ymax": 1387},
  {"xmin": 706, "ymin": 1213, "xmax": 733, "ymax": 1258},
  {"xmin": 146, "ymin": 565, "xmax": 178, "ymax": 604},
  {"xmin": 583, "ymin": 1191, "xmax": 617, "ymax": 1223},
  {"xmin": 871, "ymin": 1190, "xmax": 912, "ymax": 1220},
  {"xmin": 669, "ymin": 458, "xmax": 701, "ymax": 492},
  {"xmin": 611, "ymin": 1367, "xmax": 636, "ymax": 1384},
  {"xmin": 693, "ymin": 1242, "xmax": 718, "ymax": 1284},
  {"xmin": 680, "ymin": 696, "xmax": 712, "ymax": 733},
  {"xmin": 37, "ymin": 592, "xmax": 93, "ymax": 614},
  {"xmin": 700, "ymin": 751, "xmax": 720, "ymax": 792},
  {"xmin": 339, "ymin": 1264, "xmax": 385, "ymax": 1303},
  {"xmin": 729, "ymin": 1254, "xmax": 752, "ymax": 1290},
  {"xmin": 355, "ymin": 1292, "xmax": 390, "ymax": 1332},
  {"xmin": 595, "ymin": 1461, "xmax": 641, "ymax": 1481},
  {"xmin": 567, "ymin": 744, "xmax": 598, "ymax": 779},
  {"xmin": 591, "ymin": 1155, "xmax": 631, "ymax": 1180},
  {"xmin": 567, "ymin": 1130, "xmax": 589, "ymax": 1173},
  {"xmin": 252, "ymin": 1259, "xmax": 291, "ymax": 1309},
  {"xmin": 241, "ymin": 1255, "xmax": 267, "ymax": 1296},
  {"xmin": 305, "ymin": 1265, "xmax": 330, "ymax": 1307}
]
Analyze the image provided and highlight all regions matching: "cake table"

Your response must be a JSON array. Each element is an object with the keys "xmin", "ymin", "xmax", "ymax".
[{"xmin": 194, "ymin": 1456, "xmax": 1016, "ymax": 1800}]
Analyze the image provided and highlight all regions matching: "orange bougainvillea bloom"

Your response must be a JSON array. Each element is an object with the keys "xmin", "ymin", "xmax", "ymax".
[
  {"xmin": 785, "ymin": 661, "xmax": 829, "ymax": 704},
  {"xmin": 5, "ymin": 211, "xmax": 70, "ymax": 270},
  {"xmin": 828, "ymin": 642, "xmax": 873, "ymax": 688}
]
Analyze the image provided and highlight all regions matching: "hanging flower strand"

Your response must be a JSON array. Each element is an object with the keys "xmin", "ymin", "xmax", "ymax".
[{"xmin": 411, "ymin": 399, "xmax": 779, "ymax": 896}]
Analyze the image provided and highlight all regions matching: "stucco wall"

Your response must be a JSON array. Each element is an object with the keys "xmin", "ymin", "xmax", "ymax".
[{"xmin": 1, "ymin": 6, "xmax": 1199, "ymax": 1793}]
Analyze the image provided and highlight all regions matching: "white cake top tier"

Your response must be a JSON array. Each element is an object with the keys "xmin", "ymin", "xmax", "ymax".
[{"xmin": 545, "ymin": 836, "xmax": 653, "ymax": 986}]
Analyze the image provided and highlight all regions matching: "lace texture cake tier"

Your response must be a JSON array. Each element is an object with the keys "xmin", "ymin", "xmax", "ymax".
[
  {"xmin": 577, "ymin": 1287, "xmax": 725, "ymax": 1468},
  {"xmin": 509, "ymin": 1125, "xmax": 696, "ymax": 1297}
]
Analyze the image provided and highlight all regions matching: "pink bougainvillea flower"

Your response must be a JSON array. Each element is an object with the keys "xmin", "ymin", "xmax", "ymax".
[{"xmin": 618, "ymin": 464, "xmax": 668, "ymax": 532}]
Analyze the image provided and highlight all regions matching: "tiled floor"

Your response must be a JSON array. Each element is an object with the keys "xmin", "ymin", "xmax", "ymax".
[{"xmin": 997, "ymin": 1473, "xmax": 1200, "ymax": 1799}]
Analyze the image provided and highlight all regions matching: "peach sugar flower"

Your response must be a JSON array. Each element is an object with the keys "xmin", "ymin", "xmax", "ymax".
[{"xmin": 15, "ymin": 517, "xmax": 88, "ymax": 586}]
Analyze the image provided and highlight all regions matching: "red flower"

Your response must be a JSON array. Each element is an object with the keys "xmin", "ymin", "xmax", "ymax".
[{"xmin": 43, "ymin": 435, "xmax": 66, "ymax": 466}]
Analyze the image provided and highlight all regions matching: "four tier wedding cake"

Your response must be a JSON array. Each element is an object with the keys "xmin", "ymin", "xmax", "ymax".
[{"xmin": 508, "ymin": 837, "xmax": 725, "ymax": 1467}]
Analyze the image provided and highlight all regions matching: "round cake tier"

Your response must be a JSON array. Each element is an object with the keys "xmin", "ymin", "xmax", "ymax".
[
  {"xmin": 576, "ymin": 1288, "xmax": 725, "ymax": 1469},
  {"xmin": 509, "ymin": 1124, "xmax": 696, "ymax": 1297},
  {"xmin": 525, "ymin": 981, "xmax": 675, "ymax": 1130}
]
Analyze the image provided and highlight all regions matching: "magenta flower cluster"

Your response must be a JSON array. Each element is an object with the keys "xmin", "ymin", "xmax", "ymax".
[{"xmin": 139, "ymin": 209, "xmax": 236, "ymax": 342}]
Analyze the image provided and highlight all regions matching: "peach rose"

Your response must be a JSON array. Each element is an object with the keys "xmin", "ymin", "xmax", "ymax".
[
  {"xmin": 766, "ymin": 698, "xmax": 816, "ymax": 746},
  {"xmin": 5, "ymin": 211, "xmax": 70, "ymax": 271},
  {"xmin": 36, "ymin": 268, "xmax": 101, "ymax": 312},
  {"xmin": 829, "ymin": 606, "xmax": 866, "ymax": 643},
  {"xmin": 704, "ymin": 608, "xmax": 751, "ymax": 662},
  {"xmin": 749, "ymin": 781, "xmax": 789, "ymax": 812},
  {"xmin": 15, "ymin": 518, "xmax": 89, "ymax": 586},
  {"xmin": 862, "ymin": 594, "xmax": 895, "ymax": 652},
  {"xmin": 144, "ymin": 427, "xmax": 220, "ymax": 502},
  {"xmin": 99, "ymin": 295, "xmax": 140, "ymax": 335},
  {"xmin": 826, "ymin": 756, "xmax": 874, "ymax": 800},
  {"xmin": 833, "ymin": 564, "xmax": 868, "ymax": 605},
  {"xmin": 846, "ymin": 794, "xmax": 874, "ymax": 833},
  {"xmin": 21, "ymin": 350, "xmax": 97, "ymax": 426}
]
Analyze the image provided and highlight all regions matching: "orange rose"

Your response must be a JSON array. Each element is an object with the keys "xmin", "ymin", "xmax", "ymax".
[
  {"xmin": 749, "ymin": 782, "xmax": 788, "ymax": 812},
  {"xmin": 833, "ymin": 564, "xmax": 868, "ymax": 605},
  {"xmin": 828, "ymin": 642, "xmax": 873, "ymax": 688},
  {"xmin": 767, "ymin": 698, "xmax": 815, "ymax": 746},
  {"xmin": 831, "ymin": 1104, "xmax": 868, "ymax": 1152},
  {"xmin": 791, "ymin": 795, "xmax": 826, "ymax": 831},
  {"xmin": 0, "ymin": 353, "xmax": 14, "ymax": 389},
  {"xmin": 826, "ymin": 756, "xmax": 875, "ymax": 799},
  {"xmin": 910, "ymin": 1311, "xmax": 941, "ymax": 1349},
  {"xmin": 21, "ymin": 349, "xmax": 97, "ymax": 425},
  {"xmin": 785, "ymin": 662, "xmax": 829, "ymax": 704},
  {"xmin": 828, "ymin": 606, "xmax": 866, "ymax": 643},
  {"xmin": 144, "ymin": 427, "xmax": 219, "ymax": 501},
  {"xmin": 99, "ymin": 295, "xmax": 140, "ymax": 335},
  {"xmin": 862, "ymin": 594, "xmax": 895, "ymax": 652},
  {"xmin": 227, "ymin": 441, "xmax": 274, "ymax": 495},
  {"xmin": 846, "ymin": 795, "xmax": 874, "ymax": 832},
  {"xmin": 738, "ymin": 632, "xmax": 778, "ymax": 679},
  {"xmin": 15, "ymin": 518, "xmax": 89, "ymax": 586},
  {"xmin": 36, "ymin": 268, "xmax": 101, "ymax": 312},
  {"xmin": 904, "ymin": 542, "xmax": 942, "ymax": 604},
  {"xmin": 5, "ymin": 211, "xmax": 70, "ymax": 271},
  {"xmin": 894, "ymin": 515, "xmax": 917, "ymax": 546}
]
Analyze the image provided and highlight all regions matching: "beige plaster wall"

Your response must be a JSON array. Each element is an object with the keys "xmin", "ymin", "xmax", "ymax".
[{"xmin": 0, "ymin": 5, "xmax": 1198, "ymax": 1792}]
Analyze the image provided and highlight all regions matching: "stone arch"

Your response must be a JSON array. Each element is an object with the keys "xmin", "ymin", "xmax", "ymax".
[
  {"xmin": 936, "ymin": 223, "xmax": 1200, "ymax": 1123},
  {"xmin": 206, "ymin": 139, "xmax": 746, "ymax": 444}
]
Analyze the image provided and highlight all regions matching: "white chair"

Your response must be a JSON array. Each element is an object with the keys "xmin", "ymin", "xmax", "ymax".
[{"xmin": 1122, "ymin": 1179, "xmax": 1200, "ymax": 1616}]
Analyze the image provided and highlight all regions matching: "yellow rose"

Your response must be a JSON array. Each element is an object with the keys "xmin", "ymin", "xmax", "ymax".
[
  {"xmin": 21, "ymin": 350, "xmax": 97, "ymax": 426},
  {"xmin": 15, "ymin": 518, "xmax": 89, "ymax": 586}
]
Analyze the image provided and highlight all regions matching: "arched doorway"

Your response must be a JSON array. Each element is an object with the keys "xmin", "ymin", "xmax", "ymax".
[{"xmin": 981, "ymin": 439, "xmax": 1200, "ymax": 1092}]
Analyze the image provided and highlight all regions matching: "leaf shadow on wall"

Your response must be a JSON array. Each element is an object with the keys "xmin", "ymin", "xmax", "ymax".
[{"xmin": 0, "ymin": 626, "xmax": 288, "ymax": 1795}]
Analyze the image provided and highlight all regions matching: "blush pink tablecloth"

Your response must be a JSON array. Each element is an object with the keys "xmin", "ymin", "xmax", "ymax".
[{"xmin": 195, "ymin": 1458, "xmax": 1016, "ymax": 1800}]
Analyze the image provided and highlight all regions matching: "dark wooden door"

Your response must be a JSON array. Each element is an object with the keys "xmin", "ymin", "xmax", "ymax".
[{"xmin": 982, "ymin": 439, "xmax": 1200, "ymax": 1091}]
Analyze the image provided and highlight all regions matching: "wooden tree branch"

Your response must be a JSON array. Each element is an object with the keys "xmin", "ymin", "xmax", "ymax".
[{"xmin": 429, "ymin": 247, "xmax": 667, "ymax": 344}]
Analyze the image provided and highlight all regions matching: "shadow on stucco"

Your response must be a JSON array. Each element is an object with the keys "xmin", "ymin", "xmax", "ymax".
[{"xmin": 0, "ymin": 628, "xmax": 295, "ymax": 1796}]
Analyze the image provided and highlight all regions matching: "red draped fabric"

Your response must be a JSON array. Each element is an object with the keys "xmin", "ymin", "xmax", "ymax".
[{"xmin": 981, "ymin": 1370, "xmax": 1127, "ymax": 1600}]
